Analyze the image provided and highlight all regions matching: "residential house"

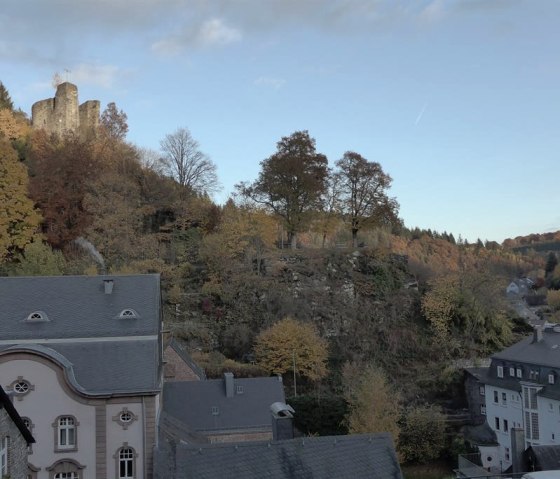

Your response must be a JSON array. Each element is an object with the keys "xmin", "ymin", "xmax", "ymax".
[
  {"xmin": 465, "ymin": 326, "xmax": 560, "ymax": 472},
  {"xmin": 0, "ymin": 275, "xmax": 163, "ymax": 479},
  {"xmin": 0, "ymin": 385, "xmax": 35, "ymax": 479},
  {"xmin": 154, "ymin": 432, "xmax": 403, "ymax": 479},
  {"xmin": 161, "ymin": 372, "xmax": 285, "ymax": 444}
]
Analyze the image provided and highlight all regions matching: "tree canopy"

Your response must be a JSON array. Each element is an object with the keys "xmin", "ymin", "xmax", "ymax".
[
  {"xmin": 238, "ymin": 130, "xmax": 328, "ymax": 249},
  {"xmin": 254, "ymin": 316, "xmax": 328, "ymax": 382},
  {"xmin": 0, "ymin": 139, "xmax": 41, "ymax": 260},
  {"xmin": 160, "ymin": 127, "xmax": 219, "ymax": 197},
  {"xmin": 335, "ymin": 151, "xmax": 398, "ymax": 247}
]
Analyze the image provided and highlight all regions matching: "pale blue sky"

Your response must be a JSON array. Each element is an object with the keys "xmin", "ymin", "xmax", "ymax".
[{"xmin": 2, "ymin": 0, "xmax": 559, "ymax": 243}]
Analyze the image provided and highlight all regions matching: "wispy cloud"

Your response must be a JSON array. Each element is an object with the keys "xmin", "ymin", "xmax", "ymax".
[
  {"xmin": 70, "ymin": 64, "xmax": 122, "ymax": 88},
  {"xmin": 152, "ymin": 18, "xmax": 242, "ymax": 55},
  {"xmin": 254, "ymin": 76, "xmax": 286, "ymax": 90}
]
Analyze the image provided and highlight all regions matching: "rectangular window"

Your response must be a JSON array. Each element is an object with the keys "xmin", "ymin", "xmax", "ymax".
[
  {"xmin": 494, "ymin": 391, "xmax": 499, "ymax": 403},
  {"xmin": 525, "ymin": 411, "xmax": 531, "ymax": 438},
  {"xmin": 479, "ymin": 385, "xmax": 485, "ymax": 396},
  {"xmin": 236, "ymin": 385, "xmax": 244, "ymax": 395},
  {"xmin": 549, "ymin": 374, "xmax": 555, "ymax": 385},
  {"xmin": 211, "ymin": 406, "xmax": 219, "ymax": 416},
  {"xmin": 497, "ymin": 366, "xmax": 504, "ymax": 378},
  {"xmin": 517, "ymin": 367, "xmax": 523, "ymax": 378},
  {"xmin": 502, "ymin": 392, "xmax": 507, "ymax": 405},
  {"xmin": 480, "ymin": 405, "xmax": 486, "ymax": 415},
  {"xmin": 531, "ymin": 412, "xmax": 539, "ymax": 440},
  {"xmin": 0, "ymin": 437, "xmax": 7, "ymax": 476},
  {"xmin": 495, "ymin": 417, "xmax": 500, "ymax": 431},
  {"xmin": 504, "ymin": 419, "xmax": 509, "ymax": 432},
  {"xmin": 510, "ymin": 367, "xmax": 515, "ymax": 377},
  {"xmin": 505, "ymin": 447, "xmax": 511, "ymax": 461}
]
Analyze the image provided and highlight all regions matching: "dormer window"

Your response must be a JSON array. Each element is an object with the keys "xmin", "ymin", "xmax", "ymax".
[
  {"xmin": 118, "ymin": 309, "xmax": 139, "ymax": 319},
  {"xmin": 24, "ymin": 311, "xmax": 49, "ymax": 322},
  {"xmin": 497, "ymin": 366, "xmax": 504, "ymax": 378},
  {"xmin": 549, "ymin": 373, "xmax": 556, "ymax": 385}
]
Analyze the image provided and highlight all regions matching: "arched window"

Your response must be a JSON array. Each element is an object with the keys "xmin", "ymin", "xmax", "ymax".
[
  {"xmin": 46, "ymin": 459, "xmax": 84, "ymax": 479},
  {"xmin": 25, "ymin": 311, "xmax": 49, "ymax": 322},
  {"xmin": 52, "ymin": 416, "xmax": 78, "ymax": 452},
  {"xmin": 118, "ymin": 309, "xmax": 139, "ymax": 319},
  {"xmin": 54, "ymin": 473, "xmax": 78, "ymax": 479},
  {"xmin": 117, "ymin": 446, "xmax": 136, "ymax": 479}
]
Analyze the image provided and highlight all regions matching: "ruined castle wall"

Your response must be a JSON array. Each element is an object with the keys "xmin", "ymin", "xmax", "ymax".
[
  {"xmin": 31, "ymin": 98, "xmax": 54, "ymax": 130},
  {"xmin": 79, "ymin": 100, "xmax": 100, "ymax": 137},
  {"xmin": 52, "ymin": 82, "xmax": 79, "ymax": 135},
  {"xmin": 31, "ymin": 82, "xmax": 99, "ymax": 137}
]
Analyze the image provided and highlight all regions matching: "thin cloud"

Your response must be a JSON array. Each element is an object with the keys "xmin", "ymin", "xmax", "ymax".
[
  {"xmin": 254, "ymin": 77, "xmax": 286, "ymax": 90},
  {"xmin": 152, "ymin": 18, "xmax": 242, "ymax": 55},
  {"xmin": 70, "ymin": 64, "xmax": 121, "ymax": 89}
]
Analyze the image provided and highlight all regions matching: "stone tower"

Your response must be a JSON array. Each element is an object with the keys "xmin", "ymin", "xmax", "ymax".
[{"xmin": 31, "ymin": 82, "xmax": 100, "ymax": 137}]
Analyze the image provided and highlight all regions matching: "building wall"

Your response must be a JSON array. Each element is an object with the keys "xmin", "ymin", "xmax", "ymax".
[
  {"xmin": 485, "ymin": 384, "xmax": 524, "ymax": 470},
  {"xmin": 0, "ymin": 354, "xmax": 156, "ymax": 479},
  {"xmin": 537, "ymin": 396, "xmax": 560, "ymax": 446},
  {"xmin": 163, "ymin": 346, "xmax": 202, "ymax": 382},
  {"xmin": 0, "ymin": 407, "xmax": 29, "ymax": 479}
]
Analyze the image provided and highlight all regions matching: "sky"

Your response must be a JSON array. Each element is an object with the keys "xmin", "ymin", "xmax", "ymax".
[{"xmin": 2, "ymin": 0, "xmax": 559, "ymax": 243}]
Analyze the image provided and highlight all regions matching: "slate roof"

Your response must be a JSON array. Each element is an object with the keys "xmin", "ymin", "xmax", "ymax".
[
  {"xmin": 493, "ymin": 330, "xmax": 560, "ymax": 369},
  {"xmin": 168, "ymin": 433, "xmax": 403, "ymax": 479},
  {"xmin": 0, "ymin": 274, "xmax": 160, "ymax": 339},
  {"xmin": 0, "ymin": 275, "xmax": 162, "ymax": 396},
  {"xmin": 162, "ymin": 376, "xmax": 285, "ymax": 433},
  {"xmin": 527, "ymin": 445, "xmax": 560, "ymax": 471}
]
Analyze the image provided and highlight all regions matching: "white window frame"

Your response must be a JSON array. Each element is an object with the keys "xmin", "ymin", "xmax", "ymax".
[
  {"xmin": 549, "ymin": 373, "xmax": 555, "ymax": 385},
  {"xmin": 509, "ymin": 367, "xmax": 515, "ymax": 377},
  {"xmin": 54, "ymin": 416, "xmax": 78, "ymax": 451},
  {"xmin": 517, "ymin": 367, "xmax": 523, "ymax": 378},
  {"xmin": 118, "ymin": 447, "xmax": 135, "ymax": 479},
  {"xmin": 497, "ymin": 366, "xmax": 504, "ymax": 378}
]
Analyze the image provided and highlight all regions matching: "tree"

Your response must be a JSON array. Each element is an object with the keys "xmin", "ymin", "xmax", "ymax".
[
  {"xmin": 399, "ymin": 405, "xmax": 446, "ymax": 464},
  {"xmin": 0, "ymin": 139, "xmax": 41, "ymax": 260},
  {"xmin": 335, "ymin": 151, "xmax": 398, "ymax": 248},
  {"xmin": 0, "ymin": 82, "xmax": 14, "ymax": 111},
  {"xmin": 100, "ymin": 102, "xmax": 128, "ymax": 140},
  {"xmin": 160, "ymin": 127, "xmax": 219, "ymax": 196},
  {"xmin": 254, "ymin": 316, "xmax": 328, "ymax": 382},
  {"xmin": 9, "ymin": 241, "xmax": 66, "ymax": 276},
  {"xmin": 421, "ymin": 272, "xmax": 512, "ymax": 355},
  {"xmin": 238, "ymin": 130, "xmax": 328, "ymax": 249},
  {"xmin": 342, "ymin": 362, "xmax": 400, "ymax": 440}
]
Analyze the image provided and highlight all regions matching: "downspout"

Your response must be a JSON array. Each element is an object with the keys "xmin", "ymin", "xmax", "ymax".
[{"xmin": 142, "ymin": 396, "xmax": 147, "ymax": 478}]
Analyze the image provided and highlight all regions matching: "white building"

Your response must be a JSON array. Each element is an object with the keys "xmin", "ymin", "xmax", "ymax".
[
  {"xmin": 0, "ymin": 275, "xmax": 163, "ymax": 479},
  {"xmin": 466, "ymin": 327, "xmax": 560, "ymax": 472}
]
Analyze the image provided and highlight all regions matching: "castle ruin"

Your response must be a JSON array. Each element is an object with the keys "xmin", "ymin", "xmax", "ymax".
[{"xmin": 31, "ymin": 82, "xmax": 100, "ymax": 137}]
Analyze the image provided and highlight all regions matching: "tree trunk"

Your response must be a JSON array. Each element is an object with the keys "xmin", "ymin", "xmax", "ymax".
[
  {"xmin": 290, "ymin": 233, "xmax": 298, "ymax": 249},
  {"xmin": 352, "ymin": 229, "xmax": 359, "ymax": 248}
]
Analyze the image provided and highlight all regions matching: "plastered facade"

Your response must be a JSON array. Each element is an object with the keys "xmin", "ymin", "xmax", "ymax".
[{"xmin": 0, "ymin": 353, "xmax": 157, "ymax": 479}]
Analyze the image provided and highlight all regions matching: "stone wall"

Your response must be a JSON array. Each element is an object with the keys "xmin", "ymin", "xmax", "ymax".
[
  {"xmin": 0, "ymin": 407, "xmax": 29, "ymax": 479},
  {"xmin": 31, "ymin": 82, "xmax": 100, "ymax": 137}
]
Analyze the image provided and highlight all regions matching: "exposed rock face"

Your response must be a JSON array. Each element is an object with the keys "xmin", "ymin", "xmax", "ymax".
[{"xmin": 31, "ymin": 82, "xmax": 99, "ymax": 137}]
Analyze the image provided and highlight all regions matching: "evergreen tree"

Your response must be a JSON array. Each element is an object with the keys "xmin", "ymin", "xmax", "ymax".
[{"xmin": 0, "ymin": 82, "xmax": 14, "ymax": 111}]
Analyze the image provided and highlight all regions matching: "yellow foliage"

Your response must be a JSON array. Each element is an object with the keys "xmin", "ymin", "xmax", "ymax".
[
  {"xmin": 343, "ymin": 363, "xmax": 400, "ymax": 440},
  {"xmin": 254, "ymin": 316, "xmax": 328, "ymax": 381},
  {"xmin": 548, "ymin": 290, "xmax": 560, "ymax": 312},
  {"xmin": 0, "ymin": 139, "xmax": 41, "ymax": 260},
  {"xmin": 0, "ymin": 108, "xmax": 29, "ymax": 140}
]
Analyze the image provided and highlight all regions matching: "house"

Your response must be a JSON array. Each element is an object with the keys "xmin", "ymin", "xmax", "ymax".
[
  {"xmin": 160, "ymin": 372, "xmax": 285, "ymax": 444},
  {"xmin": 154, "ymin": 432, "xmax": 403, "ymax": 479},
  {"xmin": 465, "ymin": 325, "xmax": 560, "ymax": 473},
  {"xmin": 525, "ymin": 445, "xmax": 560, "ymax": 472},
  {"xmin": 0, "ymin": 274, "xmax": 163, "ymax": 479},
  {"xmin": 1, "ymin": 385, "xmax": 35, "ymax": 479}
]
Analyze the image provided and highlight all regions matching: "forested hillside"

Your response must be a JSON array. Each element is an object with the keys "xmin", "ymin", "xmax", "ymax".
[{"xmin": 0, "ymin": 81, "xmax": 544, "ymax": 464}]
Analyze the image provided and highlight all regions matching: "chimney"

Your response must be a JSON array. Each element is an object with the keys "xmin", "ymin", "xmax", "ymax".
[
  {"xmin": 510, "ymin": 427, "xmax": 526, "ymax": 474},
  {"xmin": 533, "ymin": 325, "xmax": 543, "ymax": 343},
  {"xmin": 224, "ymin": 372, "xmax": 234, "ymax": 398},
  {"xmin": 270, "ymin": 402, "xmax": 295, "ymax": 441},
  {"xmin": 103, "ymin": 279, "xmax": 114, "ymax": 294}
]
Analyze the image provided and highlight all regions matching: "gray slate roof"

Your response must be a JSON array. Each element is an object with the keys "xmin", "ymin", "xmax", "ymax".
[
  {"xmin": 527, "ymin": 445, "xmax": 560, "ymax": 470},
  {"xmin": 492, "ymin": 330, "xmax": 560, "ymax": 369},
  {"xmin": 163, "ymin": 376, "xmax": 285, "ymax": 433},
  {"xmin": 169, "ymin": 433, "xmax": 403, "ymax": 479},
  {"xmin": 0, "ymin": 274, "xmax": 160, "ymax": 339},
  {"xmin": 0, "ymin": 275, "xmax": 162, "ymax": 396}
]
